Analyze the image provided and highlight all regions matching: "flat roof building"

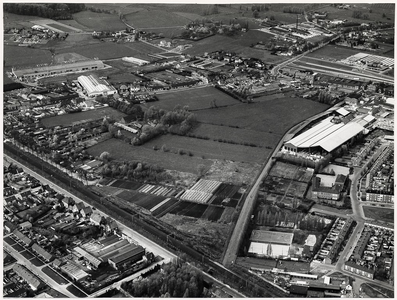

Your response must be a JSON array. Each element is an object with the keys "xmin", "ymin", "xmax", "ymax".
[
  {"xmin": 60, "ymin": 262, "xmax": 89, "ymax": 282},
  {"xmin": 249, "ymin": 230, "xmax": 294, "ymax": 259},
  {"xmin": 108, "ymin": 245, "xmax": 145, "ymax": 270},
  {"xmin": 12, "ymin": 60, "xmax": 105, "ymax": 81}
]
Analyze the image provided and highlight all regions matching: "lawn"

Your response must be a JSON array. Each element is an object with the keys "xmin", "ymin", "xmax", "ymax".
[
  {"xmin": 307, "ymin": 44, "xmax": 377, "ymax": 61},
  {"xmin": 41, "ymin": 107, "xmax": 126, "ymax": 127},
  {"xmin": 194, "ymin": 97, "xmax": 329, "ymax": 134},
  {"xmin": 363, "ymin": 206, "xmax": 394, "ymax": 223},
  {"xmin": 144, "ymin": 134, "xmax": 270, "ymax": 163},
  {"xmin": 4, "ymin": 45, "xmax": 52, "ymax": 69},
  {"xmin": 20, "ymin": 250, "xmax": 35, "ymax": 260},
  {"xmin": 87, "ymin": 138, "xmax": 213, "ymax": 173},
  {"xmin": 72, "ymin": 11, "xmax": 126, "ymax": 31},
  {"xmin": 124, "ymin": 9, "xmax": 190, "ymax": 28},
  {"xmin": 152, "ymin": 86, "xmax": 240, "ymax": 111},
  {"xmin": 42, "ymin": 266, "xmax": 69, "ymax": 284},
  {"xmin": 56, "ymin": 41, "xmax": 161, "ymax": 61},
  {"xmin": 191, "ymin": 123, "xmax": 280, "ymax": 148}
]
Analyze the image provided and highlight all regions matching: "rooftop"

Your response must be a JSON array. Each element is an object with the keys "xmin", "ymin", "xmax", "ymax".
[{"xmin": 250, "ymin": 230, "xmax": 294, "ymax": 245}]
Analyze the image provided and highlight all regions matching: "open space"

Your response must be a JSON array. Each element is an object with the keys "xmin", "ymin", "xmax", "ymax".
[
  {"xmin": 4, "ymin": 45, "xmax": 52, "ymax": 69},
  {"xmin": 153, "ymin": 86, "xmax": 240, "ymax": 111},
  {"xmin": 194, "ymin": 97, "xmax": 329, "ymax": 134},
  {"xmin": 41, "ymin": 107, "xmax": 126, "ymax": 127},
  {"xmin": 124, "ymin": 9, "xmax": 190, "ymax": 28},
  {"xmin": 363, "ymin": 206, "xmax": 394, "ymax": 223},
  {"xmin": 72, "ymin": 11, "xmax": 126, "ymax": 31}
]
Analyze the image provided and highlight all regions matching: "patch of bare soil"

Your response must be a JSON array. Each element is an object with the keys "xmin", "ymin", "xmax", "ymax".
[{"xmin": 204, "ymin": 159, "xmax": 262, "ymax": 186}]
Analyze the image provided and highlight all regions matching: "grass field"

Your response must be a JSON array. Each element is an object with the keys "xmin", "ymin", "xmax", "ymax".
[
  {"xmin": 46, "ymin": 23, "xmax": 77, "ymax": 33},
  {"xmin": 144, "ymin": 134, "xmax": 270, "ymax": 163},
  {"xmin": 183, "ymin": 34, "xmax": 287, "ymax": 63},
  {"xmin": 57, "ymin": 19, "xmax": 91, "ymax": 31},
  {"xmin": 152, "ymin": 86, "xmax": 240, "ymax": 111},
  {"xmin": 307, "ymin": 44, "xmax": 379, "ymax": 61},
  {"xmin": 323, "ymin": 4, "xmax": 395, "ymax": 24},
  {"xmin": 87, "ymin": 138, "xmax": 213, "ymax": 173},
  {"xmin": 194, "ymin": 97, "xmax": 329, "ymax": 134},
  {"xmin": 41, "ymin": 107, "xmax": 126, "ymax": 127},
  {"xmin": 56, "ymin": 41, "xmax": 161, "ymax": 61},
  {"xmin": 191, "ymin": 123, "xmax": 280, "ymax": 147},
  {"xmin": 363, "ymin": 206, "xmax": 394, "ymax": 223},
  {"xmin": 73, "ymin": 11, "xmax": 126, "ymax": 31},
  {"xmin": 4, "ymin": 45, "xmax": 52, "ymax": 69},
  {"xmin": 124, "ymin": 9, "xmax": 190, "ymax": 28}
]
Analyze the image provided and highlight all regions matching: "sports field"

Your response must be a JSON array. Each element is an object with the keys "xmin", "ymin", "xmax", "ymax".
[
  {"xmin": 41, "ymin": 107, "xmax": 126, "ymax": 127},
  {"xmin": 194, "ymin": 97, "xmax": 329, "ymax": 134},
  {"xmin": 153, "ymin": 86, "xmax": 240, "ymax": 111},
  {"xmin": 306, "ymin": 44, "xmax": 375, "ymax": 61}
]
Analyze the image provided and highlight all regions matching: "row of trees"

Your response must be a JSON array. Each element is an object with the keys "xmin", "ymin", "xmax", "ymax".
[
  {"xmin": 4, "ymin": 3, "xmax": 85, "ymax": 20},
  {"xmin": 121, "ymin": 261, "xmax": 207, "ymax": 298}
]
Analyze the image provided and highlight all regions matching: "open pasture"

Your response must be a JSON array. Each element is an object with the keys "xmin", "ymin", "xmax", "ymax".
[
  {"xmin": 56, "ymin": 41, "xmax": 160, "ymax": 61},
  {"xmin": 153, "ymin": 86, "xmax": 239, "ymax": 111},
  {"xmin": 124, "ymin": 9, "xmax": 190, "ymax": 28},
  {"xmin": 145, "ymin": 134, "xmax": 270, "ymax": 164},
  {"xmin": 41, "ymin": 107, "xmax": 126, "ymax": 127},
  {"xmin": 72, "ymin": 11, "xmax": 126, "ymax": 31},
  {"xmin": 87, "ymin": 138, "xmax": 213, "ymax": 173},
  {"xmin": 4, "ymin": 45, "xmax": 52, "ymax": 68},
  {"xmin": 307, "ymin": 44, "xmax": 377, "ymax": 61},
  {"xmin": 323, "ymin": 4, "xmax": 394, "ymax": 24},
  {"xmin": 191, "ymin": 123, "xmax": 280, "ymax": 148},
  {"xmin": 194, "ymin": 97, "xmax": 329, "ymax": 134}
]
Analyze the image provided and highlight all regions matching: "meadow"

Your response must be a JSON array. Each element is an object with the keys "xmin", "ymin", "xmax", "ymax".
[
  {"xmin": 41, "ymin": 107, "xmax": 126, "ymax": 127},
  {"xmin": 194, "ymin": 97, "xmax": 329, "ymax": 135},
  {"xmin": 153, "ymin": 86, "xmax": 240, "ymax": 111},
  {"xmin": 124, "ymin": 9, "xmax": 190, "ymax": 28},
  {"xmin": 4, "ymin": 45, "xmax": 52, "ymax": 69},
  {"xmin": 72, "ymin": 11, "xmax": 126, "ymax": 31}
]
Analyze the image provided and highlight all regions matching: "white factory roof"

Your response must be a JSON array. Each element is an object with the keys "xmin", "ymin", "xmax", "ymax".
[
  {"xmin": 285, "ymin": 116, "xmax": 365, "ymax": 152},
  {"xmin": 78, "ymin": 75, "xmax": 116, "ymax": 96},
  {"xmin": 249, "ymin": 242, "xmax": 290, "ymax": 257},
  {"xmin": 336, "ymin": 107, "xmax": 350, "ymax": 116}
]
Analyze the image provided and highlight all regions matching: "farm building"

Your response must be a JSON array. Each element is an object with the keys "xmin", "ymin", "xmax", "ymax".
[
  {"xmin": 13, "ymin": 264, "xmax": 42, "ymax": 291},
  {"xmin": 248, "ymin": 230, "xmax": 294, "ymax": 259},
  {"xmin": 283, "ymin": 116, "xmax": 365, "ymax": 154},
  {"xmin": 77, "ymin": 74, "xmax": 117, "ymax": 97},
  {"xmin": 12, "ymin": 60, "xmax": 105, "ymax": 81}
]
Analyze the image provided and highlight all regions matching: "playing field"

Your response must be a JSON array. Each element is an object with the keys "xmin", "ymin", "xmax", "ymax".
[
  {"xmin": 153, "ymin": 86, "xmax": 240, "ymax": 111},
  {"xmin": 124, "ymin": 9, "xmax": 190, "ymax": 28},
  {"xmin": 194, "ymin": 97, "xmax": 329, "ymax": 134},
  {"xmin": 307, "ymin": 44, "xmax": 376, "ymax": 61},
  {"xmin": 41, "ymin": 107, "xmax": 126, "ymax": 127}
]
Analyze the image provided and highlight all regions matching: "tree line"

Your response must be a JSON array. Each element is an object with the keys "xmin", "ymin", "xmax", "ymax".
[{"xmin": 4, "ymin": 3, "xmax": 85, "ymax": 20}]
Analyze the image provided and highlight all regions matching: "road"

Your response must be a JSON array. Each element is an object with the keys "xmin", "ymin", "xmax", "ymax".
[{"xmin": 3, "ymin": 238, "xmax": 79, "ymax": 298}]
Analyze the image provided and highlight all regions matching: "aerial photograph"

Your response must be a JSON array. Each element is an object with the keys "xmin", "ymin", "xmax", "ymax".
[{"xmin": 2, "ymin": 1, "xmax": 395, "ymax": 298}]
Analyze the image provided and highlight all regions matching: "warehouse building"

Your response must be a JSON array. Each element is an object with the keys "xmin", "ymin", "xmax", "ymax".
[
  {"xmin": 108, "ymin": 245, "xmax": 145, "ymax": 270},
  {"xmin": 248, "ymin": 230, "xmax": 294, "ymax": 258},
  {"xmin": 60, "ymin": 262, "xmax": 90, "ymax": 282},
  {"xmin": 12, "ymin": 60, "xmax": 105, "ymax": 81},
  {"xmin": 283, "ymin": 116, "xmax": 365, "ymax": 154},
  {"xmin": 77, "ymin": 74, "xmax": 117, "ymax": 97}
]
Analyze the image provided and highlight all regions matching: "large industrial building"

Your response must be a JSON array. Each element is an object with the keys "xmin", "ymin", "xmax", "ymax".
[
  {"xmin": 248, "ymin": 230, "xmax": 294, "ymax": 258},
  {"xmin": 12, "ymin": 60, "xmax": 105, "ymax": 81},
  {"xmin": 77, "ymin": 74, "xmax": 117, "ymax": 97},
  {"xmin": 283, "ymin": 115, "xmax": 365, "ymax": 154}
]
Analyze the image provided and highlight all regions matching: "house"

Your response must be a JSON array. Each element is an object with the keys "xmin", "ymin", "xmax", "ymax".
[
  {"xmin": 106, "ymin": 218, "xmax": 118, "ymax": 234},
  {"xmin": 90, "ymin": 212, "xmax": 102, "ymax": 225},
  {"xmin": 31, "ymin": 243, "xmax": 54, "ymax": 262},
  {"xmin": 72, "ymin": 202, "xmax": 85, "ymax": 213},
  {"xmin": 61, "ymin": 197, "xmax": 74, "ymax": 208},
  {"xmin": 344, "ymin": 261, "xmax": 375, "ymax": 279},
  {"xmin": 13, "ymin": 264, "xmax": 42, "ymax": 291},
  {"xmin": 311, "ymin": 174, "xmax": 347, "ymax": 204},
  {"xmin": 121, "ymin": 115, "xmax": 136, "ymax": 125},
  {"xmin": 19, "ymin": 221, "xmax": 32, "ymax": 230},
  {"xmin": 4, "ymin": 220, "xmax": 17, "ymax": 233},
  {"xmin": 12, "ymin": 230, "xmax": 33, "ymax": 246},
  {"xmin": 80, "ymin": 206, "xmax": 93, "ymax": 218}
]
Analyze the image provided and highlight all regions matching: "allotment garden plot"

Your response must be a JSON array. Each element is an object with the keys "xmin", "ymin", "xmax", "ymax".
[
  {"xmin": 269, "ymin": 161, "xmax": 314, "ymax": 183},
  {"xmin": 154, "ymin": 86, "xmax": 240, "ymax": 111}
]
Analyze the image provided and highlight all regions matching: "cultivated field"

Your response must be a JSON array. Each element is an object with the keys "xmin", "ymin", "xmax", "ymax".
[
  {"xmin": 263, "ymin": 176, "xmax": 308, "ymax": 199},
  {"xmin": 153, "ymin": 86, "xmax": 240, "ymax": 111},
  {"xmin": 40, "ymin": 107, "xmax": 126, "ymax": 127},
  {"xmin": 4, "ymin": 45, "xmax": 52, "ymax": 69},
  {"xmin": 363, "ymin": 206, "xmax": 394, "ymax": 223},
  {"xmin": 124, "ymin": 9, "xmax": 190, "ymax": 28},
  {"xmin": 117, "ymin": 189, "xmax": 166, "ymax": 210},
  {"xmin": 144, "ymin": 134, "xmax": 270, "ymax": 163},
  {"xmin": 194, "ymin": 97, "xmax": 329, "ymax": 134},
  {"xmin": 191, "ymin": 123, "xmax": 280, "ymax": 148},
  {"xmin": 269, "ymin": 161, "xmax": 314, "ymax": 183},
  {"xmin": 323, "ymin": 4, "xmax": 395, "ymax": 24},
  {"xmin": 72, "ymin": 11, "xmax": 126, "ymax": 31},
  {"xmin": 87, "ymin": 138, "xmax": 213, "ymax": 173}
]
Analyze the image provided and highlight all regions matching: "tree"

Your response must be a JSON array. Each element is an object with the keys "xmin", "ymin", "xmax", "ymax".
[
  {"xmin": 99, "ymin": 151, "xmax": 111, "ymax": 162},
  {"xmin": 197, "ymin": 164, "xmax": 207, "ymax": 177}
]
